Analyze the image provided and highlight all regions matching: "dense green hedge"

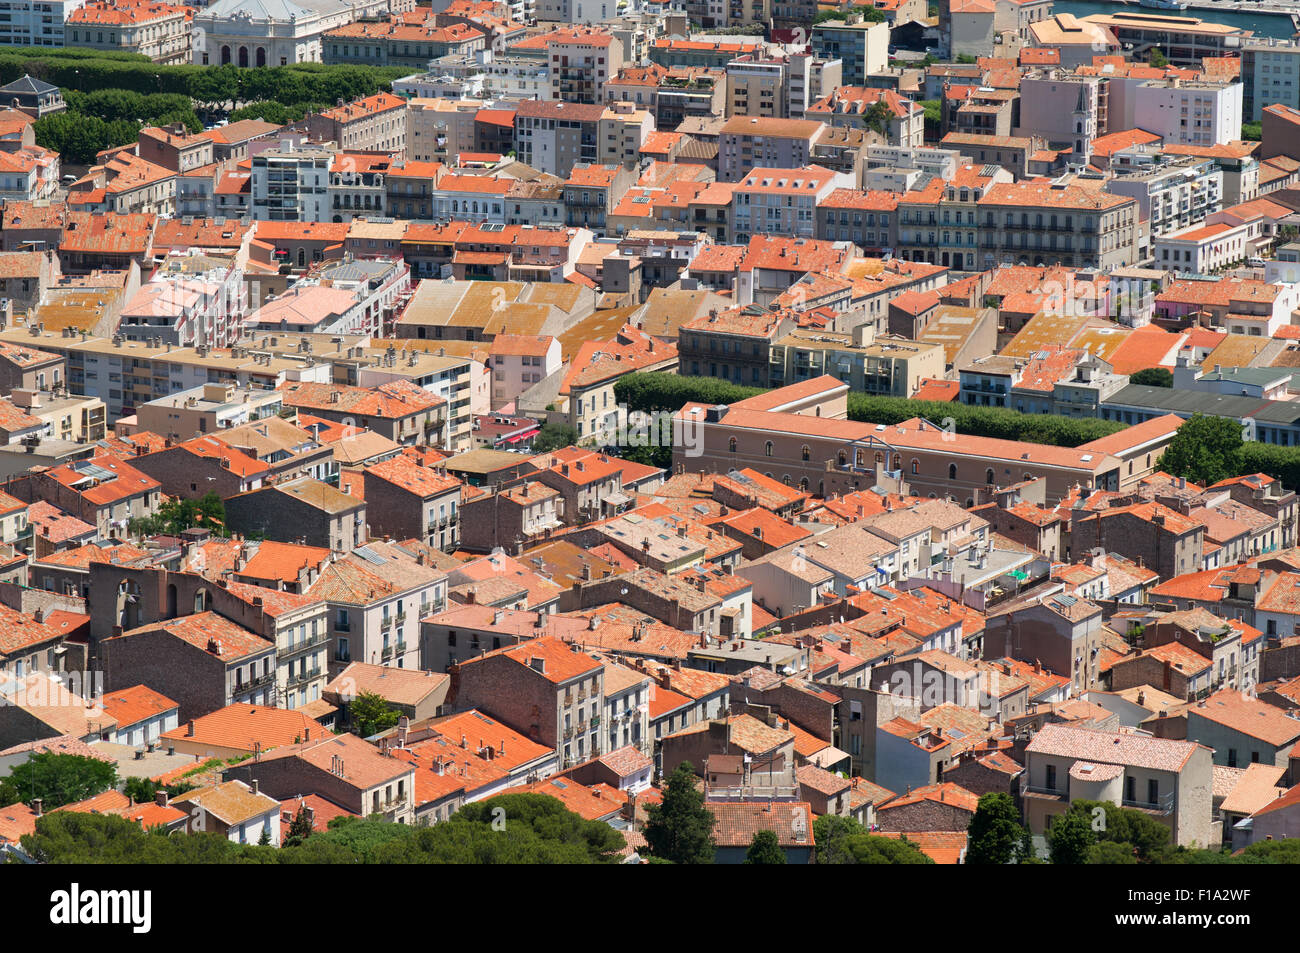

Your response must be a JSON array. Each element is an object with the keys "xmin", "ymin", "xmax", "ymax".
[
  {"xmin": 614, "ymin": 373, "xmax": 765, "ymax": 414},
  {"xmin": 0, "ymin": 47, "xmax": 407, "ymax": 108},
  {"xmin": 844, "ymin": 395, "xmax": 1123, "ymax": 446},
  {"xmin": 615, "ymin": 371, "xmax": 1300, "ymax": 489},
  {"xmin": 615, "ymin": 373, "xmax": 1124, "ymax": 448}
]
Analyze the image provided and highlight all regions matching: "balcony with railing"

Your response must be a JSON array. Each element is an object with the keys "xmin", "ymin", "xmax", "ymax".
[
  {"xmin": 285, "ymin": 666, "xmax": 321, "ymax": 688},
  {"xmin": 234, "ymin": 671, "xmax": 276, "ymax": 694},
  {"xmin": 1123, "ymin": 790, "xmax": 1176, "ymax": 815},
  {"xmin": 281, "ymin": 631, "xmax": 328, "ymax": 658}
]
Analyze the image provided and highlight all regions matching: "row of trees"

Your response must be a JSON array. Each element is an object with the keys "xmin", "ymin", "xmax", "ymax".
[
  {"xmin": 0, "ymin": 49, "xmax": 407, "ymax": 112},
  {"xmin": 614, "ymin": 372, "xmax": 1125, "ymax": 448},
  {"xmin": 20, "ymin": 793, "xmax": 627, "ymax": 864},
  {"xmin": 17, "ymin": 755, "xmax": 1299, "ymax": 864},
  {"xmin": 228, "ymin": 100, "xmax": 323, "ymax": 127}
]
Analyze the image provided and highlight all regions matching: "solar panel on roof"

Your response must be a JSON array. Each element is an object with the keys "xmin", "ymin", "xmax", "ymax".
[{"xmin": 355, "ymin": 547, "xmax": 387, "ymax": 565}]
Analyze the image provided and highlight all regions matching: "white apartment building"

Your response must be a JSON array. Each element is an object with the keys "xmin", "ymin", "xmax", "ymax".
[
  {"xmin": 119, "ymin": 265, "xmax": 247, "ymax": 349},
  {"xmin": 0, "ymin": 0, "xmax": 85, "ymax": 47},
  {"xmin": 1242, "ymin": 40, "xmax": 1300, "ymax": 121},
  {"xmin": 1154, "ymin": 219, "xmax": 1252, "ymax": 274},
  {"xmin": 1132, "ymin": 80, "xmax": 1244, "ymax": 148},
  {"xmin": 250, "ymin": 142, "xmax": 331, "ymax": 222},
  {"xmin": 1105, "ymin": 152, "xmax": 1222, "ymax": 240}
]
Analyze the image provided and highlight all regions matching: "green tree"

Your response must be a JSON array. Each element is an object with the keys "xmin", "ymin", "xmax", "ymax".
[
  {"xmin": 1047, "ymin": 811, "xmax": 1096, "ymax": 864},
  {"xmin": 862, "ymin": 100, "xmax": 894, "ymax": 138},
  {"xmin": 1149, "ymin": 47, "xmax": 1168, "ymax": 68},
  {"xmin": 283, "ymin": 804, "xmax": 316, "ymax": 848},
  {"xmin": 258, "ymin": 825, "xmax": 272, "ymax": 846},
  {"xmin": 643, "ymin": 762, "xmax": 716, "ymax": 864},
  {"xmin": 842, "ymin": 833, "xmax": 934, "ymax": 863},
  {"xmin": 0, "ymin": 753, "xmax": 119, "ymax": 810},
  {"xmin": 1070, "ymin": 800, "xmax": 1172, "ymax": 862},
  {"xmin": 1158, "ymin": 413, "xmax": 1244, "ymax": 487},
  {"xmin": 918, "ymin": 98, "xmax": 942, "ymax": 136},
  {"xmin": 20, "ymin": 793, "xmax": 624, "ymax": 863},
  {"xmin": 813, "ymin": 813, "xmax": 867, "ymax": 863},
  {"xmin": 966, "ymin": 792, "xmax": 1031, "ymax": 864},
  {"xmin": 532, "ymin": 421, "xmax": 579, "ymax": 453},
  {"xmin": 348, "ymin": 691, "xmax": 400, "ymax": 738},
  {"xmin": 131, "ymin": 492, "xmax": 227, "ymax": 537},
  {"xmin": 1242, "ymin": 121, "xmax": 1262, "ymax": 141},
  {"xmin": 454, "ymin": 794, "xmax": 625, "ymax": 863},
  {"xmin": 1130, "ymin": 367, "xmax": 1173, "ymax": 388},
  {"xmin": 1087, "ymin": 840, "xmax": 1139, "ymax": 864},
  {"xmin": 956, "ymin": 53, "xmax": 978, "ymax": 64},
  {"xmin": 122, "ymin": 776, "xmax": 195, "ymax": 804},
  {"xmin": 745, "ymin": 829, "xmax": 786, "ymax": 864},
  {"xmin": 621, "ymin": 443, "xmax": 672, "ymax": 471}
]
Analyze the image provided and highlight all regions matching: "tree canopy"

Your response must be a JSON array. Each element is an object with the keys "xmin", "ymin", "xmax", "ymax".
[
  {"xmin": 131, "ymin": 492, "xmax": 227, "ymax": 538},
  {"xmin": 1129, "ymin": 367, "xmax": 1173, "ymax": 388},
  {"xmin": 0, "ymin": 753, "xmax": 118, "ymax": 810},
  {"xmin": 348, "ymin": 691, "xmax": 400, "ymax": 739},
  {"xmin": 744, "ymin": 829, "xmax": 786, "ymax": 864},
  {"xmin": 1158, "ymin": 413, "xmax": 1245, "ymax": 487},
  {"xmin": 21, "ymin": 793, "xmax": 625, "ymax": 864},
  {"xmin": 966, "ymin": 793, "xmax": 1032, "ymax": 864},
  {"xmin": 643, "ymin": 762, "xmax": 716, "ymax": 864},
  {"xmin": 841, "ymin": 834, "xmax": 934, "ymax": 864},
  {"xmin": 532, "ymin": 421, "xmax": 579, "ymax": 454}
]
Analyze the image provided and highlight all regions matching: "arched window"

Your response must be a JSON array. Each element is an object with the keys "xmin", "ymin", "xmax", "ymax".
[
  {"xmin": 728, "ymin": 436, "xmax": 737, "ymax": 453},
  {"xmin": 948, "ymin": 463, "xmax": 957, "ymax": 480},
  {"xmin": 801, "ymin": 445, "xmax": 810, "ymax": 461},
  {"xmin": 838, "ymin": 450, "xmax": 848, "ymax": 467},
  {"xmin": 1023, "ymin": 472, "xmax": 1033, "ymax": 481},
  {"xmin": 892, "ymin": 453, "xmax": 901, "ymax": 470},
  {"xmin": 800, "ymin": 478, "xmax": 809, "ymax": 492},
  {"xmin": 911, "ymin": 458, "xmax": 919, "ymax": 474},
  {"xmin": 782, "ymin": 474, "xmax": 791, "ymax": 485},
  {"xmin": 765, "ymin": 441, "xmax": 774, "ymax": 457},
  {"xmin": 985, "ymin": 468, "xmax": 995, "ymax": 485},
  {"xmin": 875, "ymin": 452, "xmax": 883, "ymax": 464}
]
